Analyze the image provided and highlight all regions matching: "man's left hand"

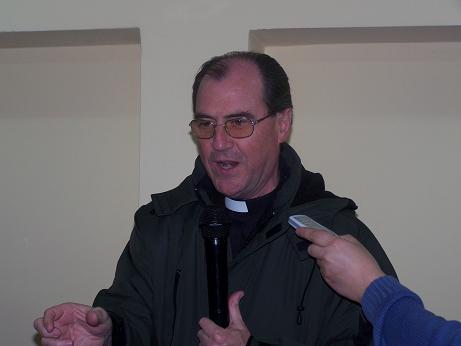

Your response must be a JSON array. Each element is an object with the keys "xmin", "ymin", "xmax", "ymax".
[{"xmin": 198, "ymin": 290, "xmax": 251, "ymax": 346}]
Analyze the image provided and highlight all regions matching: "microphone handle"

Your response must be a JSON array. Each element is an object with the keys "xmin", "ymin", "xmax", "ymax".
[{"xmin": 203, "ymin": 236, "xmax": 229, "ymax": 327}]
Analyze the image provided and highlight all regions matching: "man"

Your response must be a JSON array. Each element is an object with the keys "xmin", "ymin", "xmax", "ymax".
[
  {"xmin": 34, "ymin": 51, "xmax": 396, "ymax": 345},
  {"xmin": 297, "ymin": 227, "xmax": 461, "ymax": 346}
]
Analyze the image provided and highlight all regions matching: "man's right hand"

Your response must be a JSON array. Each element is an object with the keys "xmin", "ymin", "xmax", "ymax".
[{"xmin": 33, "ymin": 303, "xmax": 112, "ymax": 346}]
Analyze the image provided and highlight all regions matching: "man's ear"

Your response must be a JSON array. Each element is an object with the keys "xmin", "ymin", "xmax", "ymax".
[{"xmin": 276, "ymin": 108, "xmax": 293, "ymax": 143}]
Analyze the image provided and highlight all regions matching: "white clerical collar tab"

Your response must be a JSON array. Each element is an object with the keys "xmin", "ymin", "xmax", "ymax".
[{"xmin": 225, "ymin": 197, "xmax": 248, "ymax": 213}]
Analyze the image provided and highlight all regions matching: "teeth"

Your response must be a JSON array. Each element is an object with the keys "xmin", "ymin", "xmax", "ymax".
[{"xmin": 218, "ymin": 161, "xmax": 234, "ymax": 169}]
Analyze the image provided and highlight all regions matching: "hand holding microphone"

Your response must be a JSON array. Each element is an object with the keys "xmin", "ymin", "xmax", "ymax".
[{"xmin": 198, "ymin": 207, "xmax": 252, "ymax": 345}]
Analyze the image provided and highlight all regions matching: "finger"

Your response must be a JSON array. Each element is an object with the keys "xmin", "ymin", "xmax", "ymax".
[
  {"xmin": 43, "ymin": 307, "xmax": 63, "ymax": 332},
  {"xmin": 198, "ymin": 317, "xmax": 227, "ymax": 344},
  {"xmin": 197, "ymin": 328, "xmax": 211, "ymax": 345},
  {"xmin": 307, "ymin": 243, "xmax": 327, "ymax": 260},
  {"xmin": 33, "ymin": 318, "xmax": 61, "ymax": 338},
  {"xmin": 296, "ymin": 228, "xmax": 335, "ymax": 246},
  {"xmin": 86, "ymin": 307, "xmax": 110, "ymax": 327},
  {"xmin": 33, "ymin": 318, "xmax": 46, "ymax": 334},
  {"xmin": 41, "ymin": 337, "xmax": 72, "ymax": 346},
  {"xmin": 198, "ymin": 317, "xmax": 219, "ymax": 335},
  {"xmin": 228, "ymin": 290, "xmax": 245, "ymax": 328},
  {"xmin": 342, "ymin": 234, "xmax": 360, "ymax": 244}
]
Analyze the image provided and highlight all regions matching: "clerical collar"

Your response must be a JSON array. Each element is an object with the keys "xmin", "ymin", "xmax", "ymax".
[
  {"xmin": 224, "ymin": 189, "xmax": 278, "ymax": 214},
  {"xmin": 225, "ymin": 197, "xmax": 249, "ymax": 213}
]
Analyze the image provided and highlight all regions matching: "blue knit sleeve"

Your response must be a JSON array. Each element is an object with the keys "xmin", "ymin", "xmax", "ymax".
[{"xmin": 361, "ymin": 275, "xmax": 461, "ymax": 346}]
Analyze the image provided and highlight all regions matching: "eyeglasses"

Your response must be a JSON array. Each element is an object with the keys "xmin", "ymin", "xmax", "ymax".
[{"xmin": 189, "ymin": 113, "xmax": 273, "ymax": 139}]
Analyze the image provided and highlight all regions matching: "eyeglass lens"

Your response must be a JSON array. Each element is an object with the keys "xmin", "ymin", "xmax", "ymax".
[{"xmin": 191, "ymin": 118, "xmax": 254, "ymax": 139}]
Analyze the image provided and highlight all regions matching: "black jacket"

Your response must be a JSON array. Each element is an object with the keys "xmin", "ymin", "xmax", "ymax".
[{"xmin": 94, "ymin": 143, "xmax": 396, "ymax": 345}]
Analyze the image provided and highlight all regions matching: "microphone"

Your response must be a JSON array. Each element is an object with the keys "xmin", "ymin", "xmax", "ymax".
[{"xmin": 199, "ymin": 207, "xmax": 231, "ymax": 327}]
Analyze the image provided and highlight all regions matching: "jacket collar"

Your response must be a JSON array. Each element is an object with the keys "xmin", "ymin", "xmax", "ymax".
[{"xmin": 150, "ymin": 143, "xmax": 359, "ymax": 263}]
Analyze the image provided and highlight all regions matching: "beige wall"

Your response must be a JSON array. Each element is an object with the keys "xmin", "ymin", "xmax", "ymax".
[
  {"xmin": 0, "ymin": 43, "xmax": 140, "ymax": 345},
  {"xmin": 3, "ymin": 1, "xmax": 459, "ymax": 203},
  {"xmin": 1, "ymin": 1, "xmax": 461, "ymax": 344}
]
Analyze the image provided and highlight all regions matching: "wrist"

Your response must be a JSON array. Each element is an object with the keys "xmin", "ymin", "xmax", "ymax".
[{"xmin": 360, "ymin": 270, "xmax": 385, "ymax": 301}]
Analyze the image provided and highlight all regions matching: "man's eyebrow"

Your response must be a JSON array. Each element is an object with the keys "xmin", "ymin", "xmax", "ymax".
[
  {"xmin": 227, "ymin": 112, "xmax": 253, "ymax": 119},
  {"xmin": 193, "ymin": 113, "xmax": 206, "ymax": 118},
  {"xmin": 193, "ymin": 113, "xmax": 213, "ymax": 119},
  {"xmin": 193, "ymin": 112, "xmax": 253, "ymax": 120}
]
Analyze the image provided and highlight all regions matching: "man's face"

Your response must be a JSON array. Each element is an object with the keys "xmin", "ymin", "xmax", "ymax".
[{"xmin": 194, "ymin": 60, "xmax": 291, "ymax": 199}]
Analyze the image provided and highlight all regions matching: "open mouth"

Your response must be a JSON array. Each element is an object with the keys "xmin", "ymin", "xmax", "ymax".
[{"xmin": 216, "ymin": 160, "xmax": 238, "ymax": 170}]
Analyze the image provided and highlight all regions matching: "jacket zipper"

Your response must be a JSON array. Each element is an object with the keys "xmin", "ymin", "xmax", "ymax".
[
  {"xmin": 169, "ymin": 269, "xmax": 182, "ymax": 346},
  {"xmin": 296, "ymin": 264, "xmax": 315, "ymax": 325}
]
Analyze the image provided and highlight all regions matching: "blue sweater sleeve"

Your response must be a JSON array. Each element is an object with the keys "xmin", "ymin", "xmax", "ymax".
[{"xmin": 361, "ymin": 275, "xmax": 461, "ymax": 346}]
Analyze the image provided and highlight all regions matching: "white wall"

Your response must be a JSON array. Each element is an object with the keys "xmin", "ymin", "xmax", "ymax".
[
  {"xmin": 266, "ymin": 37, "xmax": 461, "ymax": 320},
  {"xmin": 1, "ymin": 1, "xmax": 461, "ymax": 344}
]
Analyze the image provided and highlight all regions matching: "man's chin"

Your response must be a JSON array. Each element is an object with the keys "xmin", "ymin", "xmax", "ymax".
[{"xmin": 212, "ymin": 180, "xmax": 242, "ymax": 198}]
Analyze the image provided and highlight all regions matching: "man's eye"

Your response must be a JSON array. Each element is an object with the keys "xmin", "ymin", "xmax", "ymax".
[
  {"xmin": 197, "ymin": 120, "xmax": 213, "ymax": 128},
  {"xmin": 228, "ymin": 118, "xmax": 250, "ymax": 128}
]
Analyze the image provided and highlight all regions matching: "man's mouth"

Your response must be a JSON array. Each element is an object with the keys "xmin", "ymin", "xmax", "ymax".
[{"xmin": 215, "ymin": 160, "xmax": 238, "ymax": 170}]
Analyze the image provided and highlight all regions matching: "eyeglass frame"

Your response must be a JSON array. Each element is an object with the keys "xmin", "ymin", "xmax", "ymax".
[{"xmin": 189, "ymin": 113, "xmax": 274, "ymax": 139}]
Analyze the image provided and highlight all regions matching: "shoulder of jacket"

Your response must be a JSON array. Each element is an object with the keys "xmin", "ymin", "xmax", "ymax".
[
  {"xmin": 133, "ymin": 175, "xmax": 199, "ymax": 219},
  {"xmin": 288, "ymin": 197, "xmax": 358, "ymax": 234}
]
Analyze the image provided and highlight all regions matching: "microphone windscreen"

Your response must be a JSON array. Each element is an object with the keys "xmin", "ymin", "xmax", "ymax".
[{"xmin": 199, "ymin": 207, "xmax": 231, "ymax": 239}]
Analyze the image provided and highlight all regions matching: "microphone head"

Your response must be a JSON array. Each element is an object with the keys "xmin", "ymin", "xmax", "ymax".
[{"xmin": 199, "ymin": 207, "xmax": 231, "ymax": 239}]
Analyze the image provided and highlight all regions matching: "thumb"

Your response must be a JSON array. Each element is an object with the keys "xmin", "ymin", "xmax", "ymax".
[
  {"xmin": 228, "ymin": 290, "xmax": 245, "ymax": 328},
  {"xmin": 86, "ymin": 307, "xmax": 110, "ymax": 327}
]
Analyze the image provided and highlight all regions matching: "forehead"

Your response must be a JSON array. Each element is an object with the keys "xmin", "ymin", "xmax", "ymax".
[{"xmin": 195, "ymin": 60, "xmax": 266, "ymax": 116}]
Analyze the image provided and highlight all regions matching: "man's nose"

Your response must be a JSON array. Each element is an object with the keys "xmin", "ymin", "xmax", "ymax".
[{"xmin": 212, "ymin": 124, "xmax": 233, "ymax": 150}]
